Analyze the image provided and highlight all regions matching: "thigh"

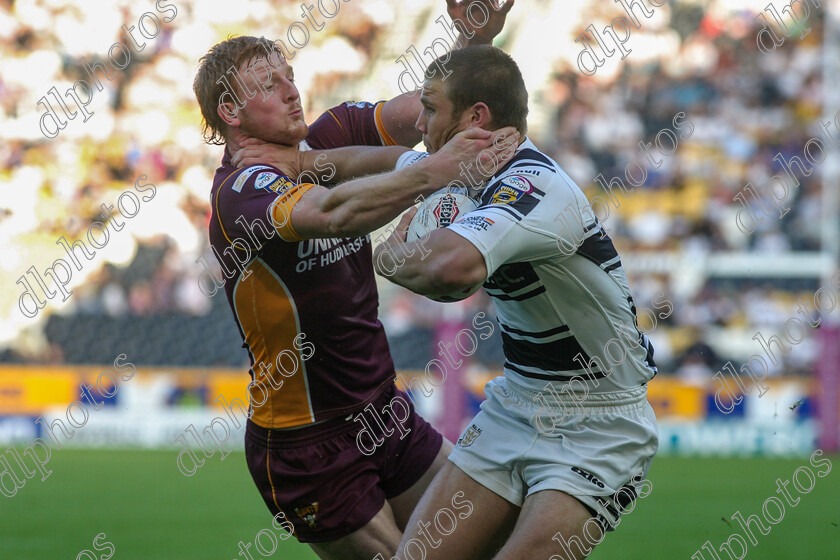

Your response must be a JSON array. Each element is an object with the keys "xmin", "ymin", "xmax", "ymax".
[
  {"xmin": 447, "ymin": 378, "xmax": 537, "ymax": 506},
  {"xmin": 387, "ymin": 437, "xmax": 454, "ymax": 531},
  {"xmin": 493, "ymin": 489, "xmax": 596, "ymax": 560},
  {"xmin": 524, "ymin": 398, "xmax": 659, "ymax": 529},
  {"xmin": 377, "ymin": 387, "xmax": 446, "ymax": 532},
  {"xmin": 396, "ymin": 460, "xmax": 520, "ymax": 560},
  {"xmin": 309, "ymin": 501, "xmax": 402, "ymax": 560},
  {"xmin": 244, "ymin": 421, "xmax": 388, "ymax": 544}
]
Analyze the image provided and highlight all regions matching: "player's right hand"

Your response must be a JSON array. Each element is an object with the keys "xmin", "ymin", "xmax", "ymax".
[
  {"xmin": 232, "ymin": 141, "xmax": 306, "ymax": 180},
  {"xmin": 427, "ymin": 126, "xmax": 520, "ymax": 186},
  {"xmin": 447, "ymin": 0, "xmax": 515, "ymax": 46}
]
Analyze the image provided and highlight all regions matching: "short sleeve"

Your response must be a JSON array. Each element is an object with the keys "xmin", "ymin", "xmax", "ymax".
[
  {"xmin": 395, "ymin": 150, "xmax": 429, "ymax": 170},
  {"xmin": 269, "ymin": 183, "xmax": 316, "ymax": 242},
  {"xmin": 306, "ymin": 101, "xmax": 395, "ymax": 149},
  {"xmin": 447, "ymin": 172, "xmax": 588, "ymax": 280},
  {"xmin": 214, "ymin": 165, "xmax": 313, "ymax": 247}
]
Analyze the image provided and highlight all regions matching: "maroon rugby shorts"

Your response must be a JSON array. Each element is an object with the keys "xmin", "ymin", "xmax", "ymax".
[{"xmin": 244, "ymin": 384, "xmax": 443, "ymax": 543}]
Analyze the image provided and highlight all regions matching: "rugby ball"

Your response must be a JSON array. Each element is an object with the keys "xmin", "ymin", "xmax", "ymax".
[
  {"xmin": 406, "ymin": 189, "xmax": 479, "ymax": 241},
  {"xmin": 406, "ymin": 189, "xmax": 482, "ymax": 302}
]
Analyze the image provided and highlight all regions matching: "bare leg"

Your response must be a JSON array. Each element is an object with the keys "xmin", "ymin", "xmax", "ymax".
[
  {"xmin": 388, "ymin": 438, "xmax": 455, "ymax": 531},
  {"xmin": 308, "ymin": 500, "xmax": 402, "ymax": 560},
  {"xmin": 492, "ymin": 489, "xmax": 596, "ymax": 560},
  {"xmin": 308, "ymin": 439, "xmax": 458, "ymax": 560},
  {"xmin": 396, "ymin": 460, "xmax": 520, "ymax": 560}
]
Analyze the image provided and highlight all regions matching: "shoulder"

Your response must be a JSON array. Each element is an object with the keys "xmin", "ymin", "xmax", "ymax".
[
  {"xmin": 217, "ymin": 164, "xmax": 295, "ymax": 197},
  {"xmin": 475, "ymin": 144, "xmax": 587, "ymax": 228},
  {"xmin": 307, "ymin": 100, "xmax": 387, "ymax": 149},
  {"xmin": 478, "ymin": 143, "xmax": 552, "ymax": 204},
  {"xmin": 498, "ymin": 143, "xmax": 562, "ymax": 189},
  {"xmin": 313, "ymin": 101, "xmax": 379, "ymax": 128},
  {"xmin": 487, "ymin": 143, "xmax": 584, "ymax": 203}
]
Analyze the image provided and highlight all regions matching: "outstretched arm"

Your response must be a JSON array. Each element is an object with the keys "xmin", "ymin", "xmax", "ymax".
[
  {"xmin": 232, "ymin": 141, "xmax": 410, "ymax": 184},
  {"xmin": 282, "ymin": 127, "xmax": 518, "ymax": 239}
]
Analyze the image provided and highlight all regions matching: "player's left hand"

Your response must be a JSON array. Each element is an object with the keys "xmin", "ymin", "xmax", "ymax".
[
  {"xmin": 232, "ymin": 141, "xmax": 305, "ymax": 180},
  {"xmin": 392, "ymin": 207, "xmax": 416, "ymax": 244},
  {"xmin": 446, "ymin": 0, "xmax": 514, "ymax": 45},
  {"xmin": 375, "ymin": 207, "xmax": 416, "ymax": 265},
  {"xmin": 373, "ymin": 207, "xmax": 416, "ymax": 277}
]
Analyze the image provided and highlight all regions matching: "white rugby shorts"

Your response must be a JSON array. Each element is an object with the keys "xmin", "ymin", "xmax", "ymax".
[{"xmin": 448, "ymin": 375, "xmax": 659, "ymax": 529}]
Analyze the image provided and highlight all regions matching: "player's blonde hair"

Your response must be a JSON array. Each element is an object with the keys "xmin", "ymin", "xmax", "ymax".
[{"xmin": 193, "ymin": 36, "xmax": 286, "ymax": 145}]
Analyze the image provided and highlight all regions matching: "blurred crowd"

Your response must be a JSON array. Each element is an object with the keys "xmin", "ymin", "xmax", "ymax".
[{"xmin": 0, "ymin": 0, "xmax": 833, "ymax": 382}]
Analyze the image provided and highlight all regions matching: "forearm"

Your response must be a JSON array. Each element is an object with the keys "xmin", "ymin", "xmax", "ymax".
[
  {"xmin": 375, "ymin": 229, "xmax": 487, "ymax": 296},
  {"xmin": 313, "ymin": 163, "xmax": 438, "ymax": 237},
  {"xmin": 304, "ymin": 146, "xmax": 410, "ymax": 184},
  {"xmin": 291, "ymin": 127, "xmax": 512, "ymax": 239},
  {"xmin": 380, "ymin": 242, "xmax": 447, "ymax": 295}
]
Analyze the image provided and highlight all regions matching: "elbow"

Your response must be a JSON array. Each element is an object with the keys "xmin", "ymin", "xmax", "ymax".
[
  {"xmin": 323, "ymin": 207, "xmax": 363, "ymax": 238},
  {"xmin": 324, "ymin": 213, "xmax": 347, "ymax": 237},
  {"xmin": 318, "ymin": 191, "xmax": 352, "ymax": 237}
]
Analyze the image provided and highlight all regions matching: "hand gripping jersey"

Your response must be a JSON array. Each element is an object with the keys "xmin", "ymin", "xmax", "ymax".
[
  {"xmin": 208, "ymin": 102, "xmax": 400, "ymax": 429},
  {"xmin": 407, "ymin": 139, "xmax": 658, "ymax": 395}
]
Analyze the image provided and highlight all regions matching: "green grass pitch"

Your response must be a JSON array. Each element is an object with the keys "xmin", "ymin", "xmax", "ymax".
[{"xmin": 1, "ymin": 449, "xmax": 837, "ymax": 559}]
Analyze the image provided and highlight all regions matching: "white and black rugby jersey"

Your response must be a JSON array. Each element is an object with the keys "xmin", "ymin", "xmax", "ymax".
[{"xmin": 398, "ymin": 139, "xmax": 657, "ymax": 394}]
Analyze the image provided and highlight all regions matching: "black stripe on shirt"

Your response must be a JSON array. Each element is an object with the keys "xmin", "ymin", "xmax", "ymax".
[
  {"xmin": 509, "ymin": 193, "xmax": 540, "ymax": 216},
  {"xmin": 642, "ymin": 335, "xmax": 658, "ymax": 372},
  {"xmin": 604, "ymin": 260, "xmax": 623, "ymax": 273},
  {"xmin": 513, "ymin": 148, "xmax": 555, "ymax": 169},
  {"xmin": 479, "ymin": 203, "xmax": 523, "ymax": 221},
  {"xmin": 477, "ymin": 190, "xmax": 541, "ymax": 219},
  {"xmin": 505, "ymin": 361, "xmax": 608, "ymax": 381},
  {"xmin": 484, "ymin": 262, "xmax": 540, "ymax": 293},
  {"xmin": 489, "ymin": 285, "xmax": 546, "ymax": 301},
  {"xmin": 500, "ymin": 322, "xmax": 570, "ymax": 338},
  {"xmin": 510, "ymin": 161, "xmax": 555, "ymax": 175},
  {"xmin": 576, "ymin": 229, "xmax": 620, "ymax": 269},
  {"xmin": 501, "ymin": 332, "xmax": 596, "ymax": 373},
  {"xmin": 494, "ymin": 148, "xmax": 555, "ymax": 177}
]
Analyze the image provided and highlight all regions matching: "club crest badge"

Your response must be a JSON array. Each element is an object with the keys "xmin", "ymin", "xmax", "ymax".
[
  {"xmin": 456, "ymin": 424, "xmax": 482, "ymax": 448},
  {"xmin": 490, "ymin": 175, "xmax": 532, "ymax": 205},
  {"xmin": 294, "ymin": 502, "xmax": 320, "ymax": 529},
  {"xmin": 268, "ymin": 177, "xmax": 295, "ymax": 194}
]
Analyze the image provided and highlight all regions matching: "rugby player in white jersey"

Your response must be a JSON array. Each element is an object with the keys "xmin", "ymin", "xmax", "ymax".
[{"xmin": 374, "ymin": 46, "xmax": 659, "ymax": 560}]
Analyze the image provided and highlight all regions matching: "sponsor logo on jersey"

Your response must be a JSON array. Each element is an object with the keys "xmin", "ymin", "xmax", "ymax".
[
  {"xmin": 456, "ymin": 424, "xmax": 482, "ymax": 448},
  {"xmin": 433, "ymin": 194, "xmax": 460, "ymax": 227},
  {"xmin": 294, "ymin": 502, "xmax": 320, "ymax": 528},
  {"xmin": 490, "ymin": 175, "xmax": 532, "ymax": 205},
  {"xmin": 267, "ymin": 177, "xmax": 295, "ymax": 194},
  {"xmin": 231, "ymin": 165, "xmax": 272, "ymax": 193},
  {"xmin": 252, "ymin": 171, "xmax": 295, "ymax": 194},
  {"xmin": 294, "ymin": 236, "xmax": 367, "ymax": 273},
  {"xmin": 254, "ymin": 171, "xmax": 279, "ymax": 189},
  {"xmin": 571, "ymin": 466, "xmax": 605, "ymax": 488},
  {"xmin": 457, "ymin": 215, "xmax": 494, "ymax": 231}
]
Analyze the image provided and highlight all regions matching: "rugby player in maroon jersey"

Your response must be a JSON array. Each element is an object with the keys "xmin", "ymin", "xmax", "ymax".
[{"xmin": 192, "ymin": 2, "xmax": 515, "ymax": 559}]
